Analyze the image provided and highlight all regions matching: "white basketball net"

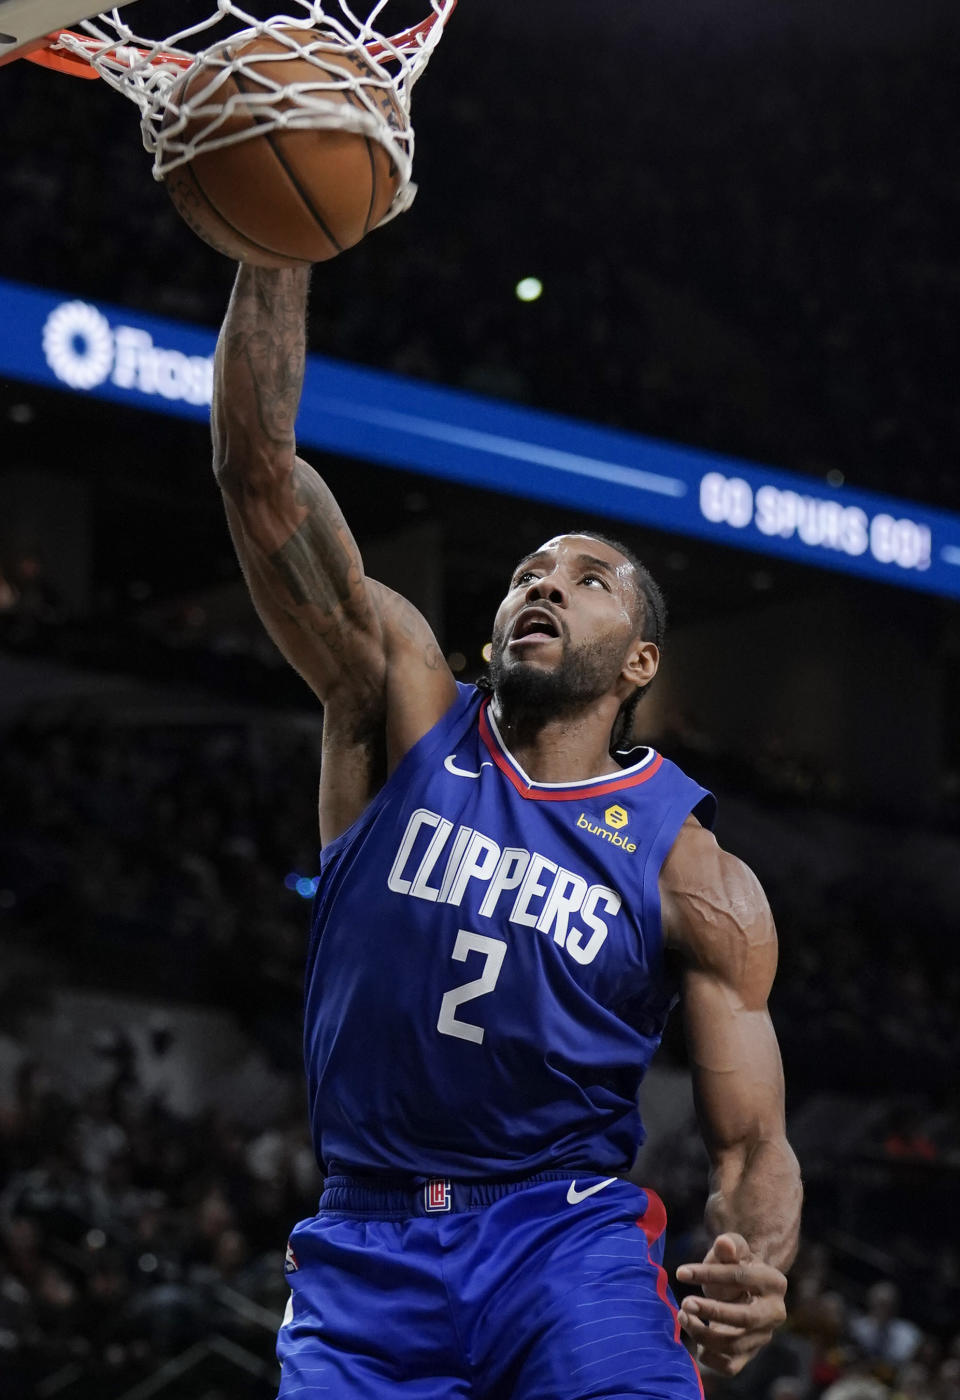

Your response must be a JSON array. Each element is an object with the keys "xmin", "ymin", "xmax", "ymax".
[{"xmin": 54, "ymin": 1, "xmax": 455, "ymax": 222}]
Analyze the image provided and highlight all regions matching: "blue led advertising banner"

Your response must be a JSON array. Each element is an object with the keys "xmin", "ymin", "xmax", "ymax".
[{"xmin": 2, "ymin": 276, "xmax": 959, "ymax": 600}]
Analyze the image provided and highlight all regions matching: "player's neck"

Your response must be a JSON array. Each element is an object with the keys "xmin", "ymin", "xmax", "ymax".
[{"xmin": 492, "ymin": 702, "xmax": 622, "ymax": 783}]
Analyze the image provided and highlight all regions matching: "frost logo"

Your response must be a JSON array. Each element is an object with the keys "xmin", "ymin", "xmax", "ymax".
[
  {"xmin": 42, "ymin": 300, "xmax": 214, "ymax": 406},
  {"xmin": 43, "ymin": 301, "xmax": 114, "ymax": 391},
  {"xmin": 111, "ymin": 327, "xmax": 213, "ymax": 405}
]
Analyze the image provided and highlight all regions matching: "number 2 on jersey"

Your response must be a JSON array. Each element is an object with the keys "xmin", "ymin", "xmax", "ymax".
[{"xmin": 437, "ymin": 930, "xmax": 507, "ymax": 1044}]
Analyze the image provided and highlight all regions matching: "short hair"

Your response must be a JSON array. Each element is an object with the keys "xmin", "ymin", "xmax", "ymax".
[
  {"xmin": 479, "ymin": 531, "xmax": 667, "ymax": 754},
  {"xmin": 569, "ymin": 530, "xmax": 666, "ymax": 650},
  {"xmin": 568, "ymin": 531, "xmax": 666, "ymax": 751}
]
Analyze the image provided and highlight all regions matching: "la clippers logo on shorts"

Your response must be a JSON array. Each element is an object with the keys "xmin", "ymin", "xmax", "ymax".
[
  {"xmin": 425, "ymin": 1178, "xmax": 451, "ymax": 1212},
  {"xmin": 284, "ymin": 1240, "xmax": 300, "ymax": 1273}
]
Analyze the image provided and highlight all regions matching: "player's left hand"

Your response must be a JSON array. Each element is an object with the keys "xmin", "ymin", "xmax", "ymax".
[{"xmin": 675, "ymin": 1232, "xmax": 787, "ymax": 1376}]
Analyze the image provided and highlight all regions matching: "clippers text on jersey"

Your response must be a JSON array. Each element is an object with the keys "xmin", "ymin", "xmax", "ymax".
[{"xmin": 387, "ymin": 807, "xmax": 621, "ymax": 965}]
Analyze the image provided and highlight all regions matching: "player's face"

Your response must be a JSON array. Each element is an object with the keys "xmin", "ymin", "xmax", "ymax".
[{"xmin": 488, "ymin": 535, "xmax": 643, "ymax": 714}]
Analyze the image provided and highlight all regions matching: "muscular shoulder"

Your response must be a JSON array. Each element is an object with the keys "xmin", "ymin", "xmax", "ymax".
[{"xmin": 659, "ymin": 816, "xmax": 777, "ymax": 995}]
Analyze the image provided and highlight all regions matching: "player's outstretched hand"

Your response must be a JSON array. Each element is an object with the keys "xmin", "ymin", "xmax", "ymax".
[{"xmin": 675, "ymin": 1232, "xmax": 787, "ymax": 1376}]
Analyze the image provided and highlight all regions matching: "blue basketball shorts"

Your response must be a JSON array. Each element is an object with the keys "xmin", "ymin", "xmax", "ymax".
[{"xmin": 276, "ymin": 1171, "xmax": 704, "ymax": 1399}]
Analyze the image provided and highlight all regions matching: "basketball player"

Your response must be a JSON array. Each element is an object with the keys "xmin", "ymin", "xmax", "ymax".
[{"xmin": 213, "ymin": 264, "xmax": 802, "ymax": 1399}]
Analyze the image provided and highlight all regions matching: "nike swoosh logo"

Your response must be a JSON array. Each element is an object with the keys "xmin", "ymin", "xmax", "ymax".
[
  {"xmin": 444, "ymin": 755, "xmax": 493, "ymax": 779},
  {"xmin": 566, "ymin": 1177, "xmax": 619, "ymax": 1204}
]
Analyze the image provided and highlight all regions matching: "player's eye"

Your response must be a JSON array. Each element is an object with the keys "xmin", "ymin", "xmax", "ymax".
[
  {"xmin": 581, "ymin": 573, "xmax": 608, "ymax": 589},
  {"xmin": 513, "ymin": 570, "xmax": 538, "ymax": 586}
]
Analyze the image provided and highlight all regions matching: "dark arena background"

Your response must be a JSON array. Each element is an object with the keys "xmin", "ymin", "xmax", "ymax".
[{"xmin": 2, "ymin": 1, "xmax": 960, "ymax": 1396}]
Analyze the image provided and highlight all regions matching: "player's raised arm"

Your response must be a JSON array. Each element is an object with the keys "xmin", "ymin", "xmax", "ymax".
[
  {"xmin": 660, "ymin": 821, "xmax": 803, "ymax": 1375},
  {"xmin": 211, "ymin": 264, "xmax": 457, "ymax": 835},
  {"xmin": 212, "ymin": 263, "xmax": 382, "ymax": 701}
]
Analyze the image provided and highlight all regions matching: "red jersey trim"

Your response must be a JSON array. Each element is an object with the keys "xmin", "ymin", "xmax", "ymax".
[
  {"xmin": 478, "ymin": 699, "xmax": 664, "ymax": 802},
  {"xmin": 636, "ymin": 1189, "xmax": 705, "ymax": 1399}
]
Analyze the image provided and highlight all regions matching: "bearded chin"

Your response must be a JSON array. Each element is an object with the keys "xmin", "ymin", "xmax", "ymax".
[{"xmin": 488, "ymin": 634, "xmax": 622, "ymax": 719}]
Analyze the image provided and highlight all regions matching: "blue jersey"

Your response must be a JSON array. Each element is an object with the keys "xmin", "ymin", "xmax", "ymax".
[{"xmin": 304, "ymin": 684, "xmax": 714, "ymax": 1181}]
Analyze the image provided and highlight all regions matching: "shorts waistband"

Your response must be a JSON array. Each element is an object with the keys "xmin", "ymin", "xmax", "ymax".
[{"xmin": 319, "ymin": 1171, "xmax": 581, "ymax": 1218}]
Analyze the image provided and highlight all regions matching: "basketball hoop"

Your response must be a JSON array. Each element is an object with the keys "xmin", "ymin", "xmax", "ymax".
[{"xmin": 10, "ymin": 1, "xmax": 457, "ymax": 223}]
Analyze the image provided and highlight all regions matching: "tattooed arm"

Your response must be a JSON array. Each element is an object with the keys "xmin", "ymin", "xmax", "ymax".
[{"xmin": 212, "ymin": 264, "xmax": 457, "ymax": 840}]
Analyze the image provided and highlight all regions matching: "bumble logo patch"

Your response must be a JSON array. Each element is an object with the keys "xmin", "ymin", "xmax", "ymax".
[{"xmin": 576, "ymin": 807, "xmax": 637, "ymax": 853}]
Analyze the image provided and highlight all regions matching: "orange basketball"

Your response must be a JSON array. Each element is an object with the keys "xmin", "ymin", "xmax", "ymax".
[{"xmin": 162, "ymin": 30, "xmax": 406, "ymax": 266}]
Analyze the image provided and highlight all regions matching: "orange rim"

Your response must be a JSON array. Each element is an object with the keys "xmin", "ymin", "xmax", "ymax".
[
  {"xmin": 22, "ymin": 33, "xmax": 101, "ymax": 77},
  {"xmin": 12, "ymin": 3, "xmax": 457, "ymax": 80}
]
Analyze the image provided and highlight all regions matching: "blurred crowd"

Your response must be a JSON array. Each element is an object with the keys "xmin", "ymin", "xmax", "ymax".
[
  {"xmin": 0, "ymin": 716, "xmax": 318, "ymax": 1028},
  {"xmin": 2, "ymin": 14, "xmax": 959, "ymax": 1392},
  {"xmin": 1, "ymin": 1029, "xmax": 958, "ymax": 1400},
  {"xmin": 2, "ymin": 708, "xmax": 959, "ymax": 1396},
  {"xmin": 3, "ymin": 702, "xmax": 959, "ymax": 1094},
  {"xmin": 0, "ymin": 1049, "xmax": 318, "ymax": 1399},
  {"xmin": 2, "ymin": 18, "xmax": 959, "ymax": 513},
  {"xmin": 4, "ymin": 571, "xmax": 960, "ymax": 828},
  {"xmin": 732, "ymin": 1261, "xmax": 960, "ymax": 1400}
]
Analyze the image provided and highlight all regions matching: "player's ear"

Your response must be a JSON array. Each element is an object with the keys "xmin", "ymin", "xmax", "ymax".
[{"xmin": 622, "ymin": 640, "xmax": 659, "ymax": 690}]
